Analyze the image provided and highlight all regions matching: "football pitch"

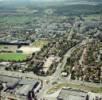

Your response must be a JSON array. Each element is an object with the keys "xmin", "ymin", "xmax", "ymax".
[{"xmin": 0, "ymin": 53, "xmax": 28, "ymax": 61}]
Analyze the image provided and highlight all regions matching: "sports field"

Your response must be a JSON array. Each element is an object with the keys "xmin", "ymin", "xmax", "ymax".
[{"xmin": 0, "ymin": 53, "xmax": 28, "ymax": 61}]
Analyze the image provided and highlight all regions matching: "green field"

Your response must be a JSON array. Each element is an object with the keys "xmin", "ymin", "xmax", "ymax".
[
  {"xmin": 32, "ymin": 40, "xmax": 48, "ymax": 48},
  {"xmin": 0, "ymin": 45, "xmax": 5, "ymax": 49},
  {"xmin": 0, "ymin": 53, "xmax": 28, "ymax": 61},
  {"xmin": 47, "ymin": 83, "xmax": 102, "ymax": 94}
]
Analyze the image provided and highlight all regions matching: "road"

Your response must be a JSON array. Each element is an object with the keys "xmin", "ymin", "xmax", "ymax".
[
  {"xmin": 38, "ymin": 39, "xmax": 102, "ymax": 99},
  {"xmin": 52, "ymin": 39, "xmax": 88, "ymax": 80},
  {"xmin": 0, "ymin": 39, "xmax": 101, "ymax": 99}
]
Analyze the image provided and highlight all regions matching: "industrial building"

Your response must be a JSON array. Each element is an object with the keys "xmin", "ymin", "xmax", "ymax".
[
  {"xmin": 0, "ymin": 75, "xmax": 41, "ymax": 100},
  {"xmin": 57, "ymin": 88, "xmax": 89, "ymax": 100}
]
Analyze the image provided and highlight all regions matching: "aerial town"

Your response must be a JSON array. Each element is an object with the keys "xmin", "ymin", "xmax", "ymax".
[{"xmin": 0, "ymin": 0, "xmax": 102, "ymax": 100}]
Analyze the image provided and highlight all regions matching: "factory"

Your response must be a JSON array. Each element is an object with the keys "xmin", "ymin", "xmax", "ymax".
[
  {"xmin": 57, "ymin": 88, "xmax": 89, "ymax": 100},
  {"xmin": 0, "ymin": 75, "xmax": 41, "ymax": 100}
]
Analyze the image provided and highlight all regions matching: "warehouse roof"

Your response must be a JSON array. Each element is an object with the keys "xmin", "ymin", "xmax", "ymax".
[
  {"xmin": 57, "ymin": 88, "xmax": 88, "ymax": 100},
  {"xmin": 0, "ymin": 75, "xmax": 20, "ymax": 89}
]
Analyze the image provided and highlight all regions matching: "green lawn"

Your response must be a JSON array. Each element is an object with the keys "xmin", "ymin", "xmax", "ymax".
[
  {"xmin": 0, "ymin": 53, "xmax": 28, "ymax": 61},
  {"xmin": 32, "ymin": 40, "xmax": 48, "ymax": 48},
  {"xmin": 84, "ymin": 14, "xmax": 102, "ymax": 21},
  {"xmin": 0, "ymin": 45, "xmax": 4, "ymax": 49},
  {"xmin": 47, "ymin": 83, "xmax": 102, "ymax": 94}
]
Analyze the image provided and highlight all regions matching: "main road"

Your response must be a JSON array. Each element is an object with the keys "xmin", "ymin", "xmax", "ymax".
[{"xmin": 0, "ymin": 39, "xmax": 101, "ymax": 99}]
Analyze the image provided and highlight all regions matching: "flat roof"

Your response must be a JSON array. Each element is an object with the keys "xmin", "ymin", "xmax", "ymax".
[
  {"xmin": 16, "ymin": 84, "xmax": 34, "ymax": 96},
  {"xmin": 0, "ymin": 75, "xmax": 20, "ymax": 89},
  {"xmin": 16, "ymin": 79, "xmax": 39, "ymax": 96},
  {"xmin": 58, "ymin": 88, "xmax": 88, "ymax": 100},
  {"xmin": 0, "ymin": 75, "xmax": 39, "ymax": 94},
  {"xmin": 0, "ymin": 75, "xmax": 19, "ymax": 83}
]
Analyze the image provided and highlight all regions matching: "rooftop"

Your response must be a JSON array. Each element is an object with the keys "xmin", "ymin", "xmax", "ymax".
[
  {"xmin": 57, "ymin": 88, "xmax": 88, "ymax": 100},
  {"xmin": 0, "ymin": 75, "xmax": 40, "ymax": 97}
]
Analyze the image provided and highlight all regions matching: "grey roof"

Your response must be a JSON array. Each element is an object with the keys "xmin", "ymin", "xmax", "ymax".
[
  {"xmin": 16, "ymin": 79, "xmax": 39, "ymax": 96},
  {"xmin": 0, "ymin": 75, "xmax": 40, "ymax": 97},
  {"xmin": 16, "ymin": 84, "xmax": 34, "ymax": 96},
  {"xmin": 0, "ymin": 75, "xmax": 19, "ymax": 82},
  {"xmin": 57, "ymin": 88, "xmax": 88, "ymax": 100},
  {"xmin": 0, "ymin": 75, "xmax": 20, "ymax": 88},
  {"xmin": 19, "ymin": 78, "xmax": 38, "ymax": 85}
]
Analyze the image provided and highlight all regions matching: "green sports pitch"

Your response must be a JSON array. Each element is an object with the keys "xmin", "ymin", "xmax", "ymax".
[{"xmin": 0, "ymin": 53, "xmax": 28, "ymax": 62}]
